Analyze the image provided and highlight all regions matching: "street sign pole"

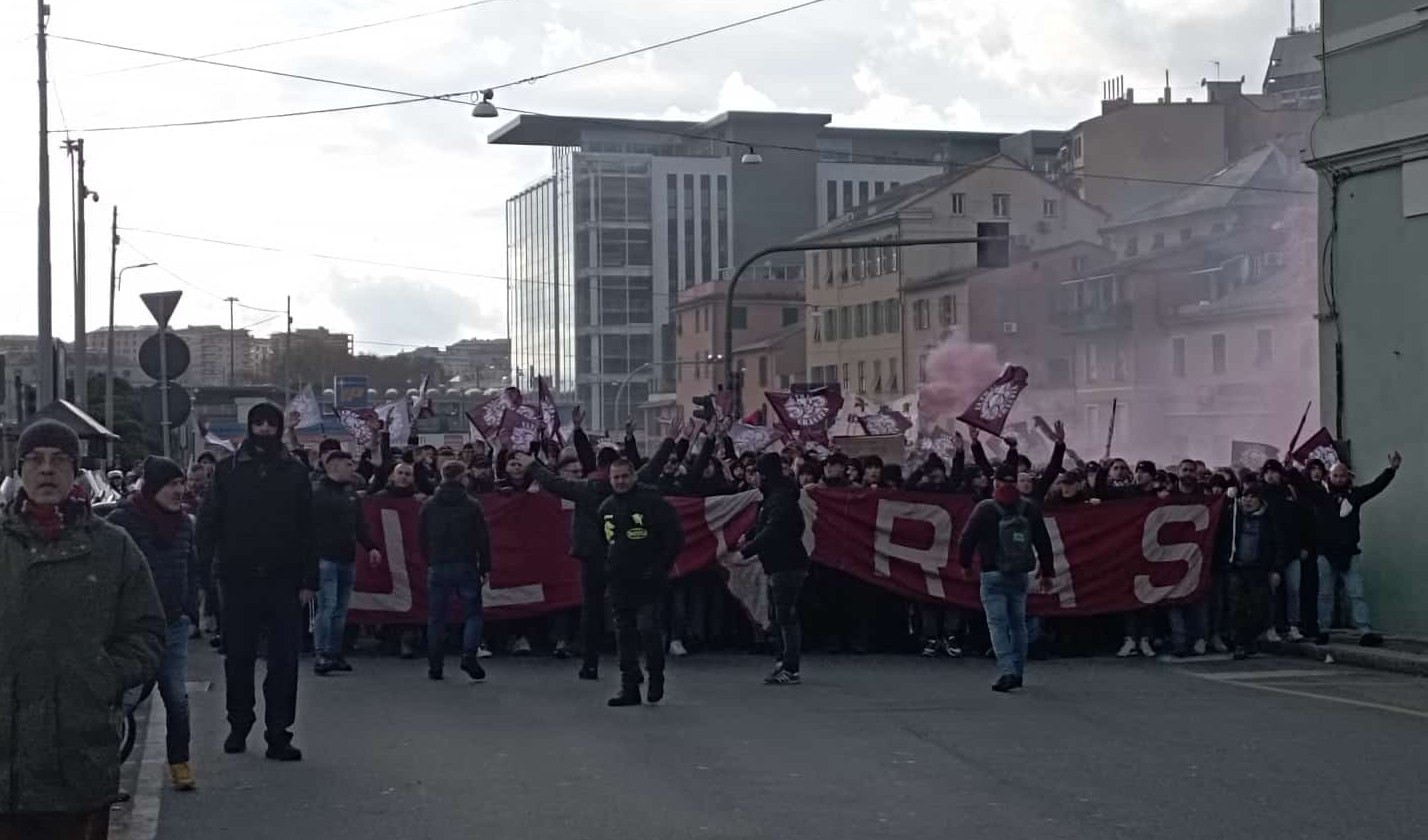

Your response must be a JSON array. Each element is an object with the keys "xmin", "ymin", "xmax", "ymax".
[{"xmin": 141, "ymin": 290, "xmax": 183, "ymax": 459}]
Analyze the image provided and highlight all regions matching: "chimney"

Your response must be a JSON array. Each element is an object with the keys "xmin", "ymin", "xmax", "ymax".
[
  {"xmin": 1163, "ymin": 69, "xmax": 1172, "ymax": 105},
  {"xmin": 1126, "ymin": 87, "xmax": 1135, "ymax": 103}
]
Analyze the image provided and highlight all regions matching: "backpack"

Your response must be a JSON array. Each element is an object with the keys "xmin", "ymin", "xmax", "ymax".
[{"xmin": 992, "ymin": 500, "xmax": 1036, "ymax": 574}]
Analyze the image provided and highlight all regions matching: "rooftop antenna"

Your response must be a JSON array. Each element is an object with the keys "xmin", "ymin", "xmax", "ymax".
[
  {"xmin": 1212, "ymin": 60, "xmax": 1222, "ymax": 82},
  {"xmin": 1164, "ymin": 69, "xmax": 1171, "ymax": 103},
  {"xmin": 1290, "ymin": 0, "xmax": 1297, "ymax": 33}
]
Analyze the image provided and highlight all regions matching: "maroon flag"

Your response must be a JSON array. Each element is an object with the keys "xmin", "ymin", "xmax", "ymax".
[
  {"xmin": 742, "ymin": 407, "xmax": 766, "ymax": 425},
  {"xmin": 1231, "ymin": 441, "xmax": 1281, "ymax": 471},
  {"xmin": 337, "ymin": 408, "xmax": 378, "ymax": 447},
  {"xmin": 413, "ymin": 374, "xmax": 435, "ymax": 420},
  {"xmin": 728, "ymin": 422, "xmax": 780, "ymax": 454},
  {"xmin": 767, "ymin": 384, "xmax": 844, "ymax": 445},
  {"xmin": 536, "ymin": 376, "xmax": 563, "ymax": 446},
  {"xmin": 956, "ymin": 365, "xmax": 1029, "ymax": 436},
  {"xmin": 1291, "ymin": 427, "xmax": 1340, "ymax": 467},
  {"xmin": 499, "ymin": 403, "xmax": 543, "ymax": 452},
  {"xmin": 467, "ymin": 387, "xmax": 522, "ymax": 443},
  {"xmin": 856, "ymin": 406, "xmax": 913, "ymax": 437},
  {"xmin": 917, "ymin": 426, "xmax": 959, "ymax": 462}
]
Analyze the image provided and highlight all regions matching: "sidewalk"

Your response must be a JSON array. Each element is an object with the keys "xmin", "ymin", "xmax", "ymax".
[{"xmin": 1265, "ymin": 631, "xmax": 1428, "ymax": 677}]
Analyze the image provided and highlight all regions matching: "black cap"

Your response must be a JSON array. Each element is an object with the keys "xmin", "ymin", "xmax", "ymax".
[
  {"xmin": 756, "ymin": 452, "xmax": 784, "ymax": 480},
  {"xmin": 994, "ymin": 463, "xmax": 1019, "ymax": 483},
  {"xmin": 1261, "ymin": 459, "xmax": 1284, "ymax": 475},
  {"xmin": 17, "ymin": 419, "xmax": 80, "ymax": 463},
  {"xmin": 140, "ymin": 456, "xmax": 185, "ymax": 498},
  {"xmin": 1136, "ymin": 460, "xmax": 1157, "ymax": 475}
]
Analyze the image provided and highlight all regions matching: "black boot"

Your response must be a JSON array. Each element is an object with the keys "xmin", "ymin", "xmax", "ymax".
[
  {"xmin": 607, "ymin": 686, "xmax": 642, "ymax": 707},
  {"xmin": 578, "ymin": 663, "xmax": 599, "ymax": 680},
  {"xmin": 265, "ymin": 736, "xmax": 303, "ymax": 762},
  {"xmin": 991, "ymin": 674, "xmax": 1018, "ymax": 693},
  {"xmin": 646, "ymin": 673, "xmax": 665, "ymax": 704},
  {"xmin": 223, "ymin": 728, "xmax": 249, "ymax": 754}
]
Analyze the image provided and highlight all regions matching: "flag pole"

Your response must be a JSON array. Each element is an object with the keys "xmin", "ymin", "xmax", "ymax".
[
  {"xmin": 1287, "ymin": 400, "xmax": 1312, "ymax": 456},
  {"xmin": 1103, "ymin": 398, "xmax": 1118, "ymax": 461}
]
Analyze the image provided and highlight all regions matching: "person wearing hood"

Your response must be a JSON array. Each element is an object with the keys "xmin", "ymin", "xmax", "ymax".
[
  {"xmin": 958, "ymin": 463, "xmax": 1055, "ymax": 692},
  {"xmin": 1212, "ymin": 483, "xmax": 1286, "ymax": 660},
  {"xmin": 196, "ymin": 402, "xmax": 315, "ymax": 762},
  {"xmin": 108, "ymin": 457, "xmax": 201, "ymax": 791},
  {"xmin": 739, "ymin": 453, "xmax": 811, "ymax": 685},
  {"xmin": 419, "ymin": 460, "xmax": 492, "ymax": 682},
  {"xmin": 311, "ymin": 451, "xmax": 382, "ymax": 676},
  {"xmin": 1, "ymin": 421, "xmax": 165, "ymax": 838}
]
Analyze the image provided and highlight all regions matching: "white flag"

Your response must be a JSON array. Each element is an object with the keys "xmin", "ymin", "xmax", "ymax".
[{"xmin": 287, "ymin": 385, "xmax": 323, "ymax": 430}]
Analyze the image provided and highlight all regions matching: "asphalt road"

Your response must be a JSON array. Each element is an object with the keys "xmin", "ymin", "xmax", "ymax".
[{"xmin": 120, "ymin": 643, "xmax": 1428, "ymax": 840}]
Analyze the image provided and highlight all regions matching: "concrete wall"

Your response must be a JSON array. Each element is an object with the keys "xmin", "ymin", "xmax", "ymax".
[{"xmin": 1319, "ymin": 165, "xmax": 1428, "ymax": 634}]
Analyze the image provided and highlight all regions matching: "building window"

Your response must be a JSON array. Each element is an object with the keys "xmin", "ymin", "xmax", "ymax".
[
  {"xmin": 875, "ymin": 181, "xmax": 886, "ymax": 196},
  {"xmin": 717, "ymin": 175, "xmax": 729, "ymax": 272},
  {"xmin": 1212, "ymin": 221, "xmax": 1227, "ymax": 234},
  {"xmin": 1152, "ymin": 232, "xmax": 1165, "ymax": 251},
  {"xmin": 858, "ymin": 181, "xmax": 870, "ymax": 206},
  {"xmin": 1212, "ymin": 333, "xmax": 1227, "ymax": 375},
  {"xmin": 842, "ymin": 181, "xmax": 853, "ymax": 215},
  {"xmin": 1085, "ymin": 342, "xmax": 1099, "ymax": 382},
  {"xmin": 992, "ymin": 194, "xmax": 1011, "ymax": 218},
  {"xmin": 855, "ymin": 304, "xmax": 868, "ymax": 337},
  {"xmin": 731, "ymin": 306, "xmax": 748, "ymax": 330},
  {"xmin": 758, "ymin": 355, "xmax": 769, "ymax": 387},
  {"xmin": 1124, "ymin": 236, "xmax": 1139, "ymax": 258},
  {"xmin": 886, "ymin": 299, "xmax": 901, "ymax": 332},
  {"xmin": 700, "ymin": 174, "xmax": 713, "ymax": 282},
  {"xmin": 889, "ymin": 357, "xmax": 899, "ymax": 393},
  {"xmin": 683, "ymin": 174, "xmax": 695, "ymax": 285},
  {"xmin": 1180, "ymin": 227, "xmax": 1193, "ymax": 244},
  {"xmin": 1256, "ymin": 328, "xmax": 1273, "ymax": 368},
  {"xmin": 824, "ymin": 309, "xmax": 838, "ymax": 342},
  {"xmin": 824, "ymin": 364, "xmax": 837, "ymax": 385},
  {"xmin": 938, "ymin": 295, "xmax": 954, "ymax": 327},
  {"xmin": 918, "ymin": 353, "xmax": 929, "ymax": 384},
  {"xmin": 872, "ymin": 359, "xmax": 882, "ymax": 392},
  {"xmin": 869, "ymin": 302, "xmax": 882, "ymax": 335},
  {"xmin": 677, "ymin": 313, "xmax": 684, "ymax": 336},
  {"xmin": 676, "ymin": 356, "xmax": 683, "ymax": 382},
  {"xmin": 857, "ymin": 361, "xmax": 866, "ymax": 392},
  {"xmin": 812, "ymin": 313, "xmax": 822, "ymax": 343},
  {"xmin": 826, "ymin": 181, "xmax": 838, "ymax": 222},
  {"xmin": 839, "ymin": 306, "xmax": 852, "ymax": 338},
  {"xmin": 782, "ymin": 306, "xmax": 799, "ymax": 327},
  {"xmin": 913, "ymin": 300, "xmax": 929, "ymax": 330},
  {"xmin": 1172, "ymin": 337, "xmax": 1186, "ymax": 377},
  {"xmin": 842, "ymin": 363, "xmax": 850, "ymax": 389},
  {"xmin": 1072, "ymin": 255, "xmax": 1088, "ymax": 274},
  {"xmin": 951, "ymin": 193, "xmax": 966, "ymax": 215},
  {"xmin": 810, "ymin": 253, "xmax": 821, "ymax": 288},
  {"xmin": 1043, "ymin": 198, "xmax": 1058, "ymax": 218},
  {"xmin": 667, "ymin": 174, "xmax": 679, "ymax": 290}
]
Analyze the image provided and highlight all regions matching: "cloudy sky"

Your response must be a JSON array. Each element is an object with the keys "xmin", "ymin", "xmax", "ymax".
[{"xmin": 0, "ymin": 0, "xmax": 1316, "ymax": 353}]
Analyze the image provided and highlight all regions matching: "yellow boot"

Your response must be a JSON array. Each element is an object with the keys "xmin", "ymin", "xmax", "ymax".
[{"xmin": 168, "ymin": 762, "xmax": 197, "ymax": 791}]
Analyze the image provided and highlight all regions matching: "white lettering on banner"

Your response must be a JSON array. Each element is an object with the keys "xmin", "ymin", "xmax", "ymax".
[
  {"xmin": 872, "ymin": 500, "xmax": 953, "ymax": 598},
  {"xmin": 1035, "ymin": 517, "xmax": 1077, "ymax": 608},
  {"xmin": 798, "ymin": 490, "xmax": 818, "ymax": 558},
  {"xmin": 705, "ymin": 491, "xmax": 769, "ymax": 630},
  {"xmin": 349, "ymin": 508, "xmax": 414, "ymax": 613},
  {"xmin": 1134, "ymin": 505, "xmax": 1210, "ymax": 604},
  {"xmin": 484, "ymin": 583, "xmax": 545, "ymax": 607}
]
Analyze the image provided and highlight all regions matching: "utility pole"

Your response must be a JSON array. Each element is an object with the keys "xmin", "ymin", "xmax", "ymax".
[
  {"xmin": 106, "ymin": 206, "xmax": 117, "ymax": 464},
  {"xmin": 64, "ymin": 137, "xmax": 94, "ymax": 410},
  {"xmin": 37, "ymin": 0, "xmax": 54, "ymax": 407},
  {"xmin": 225, "ymin": 296, "xmax": 237, "ymax": 386},
  {"xmin": 283, "ymin": 296, "xmax": 292, "ymax": 410}
]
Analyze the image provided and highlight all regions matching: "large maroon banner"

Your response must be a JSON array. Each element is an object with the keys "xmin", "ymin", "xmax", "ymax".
[{"xmin": 347, "ymin": 488, "xmax": 1222, "ymax": 626}]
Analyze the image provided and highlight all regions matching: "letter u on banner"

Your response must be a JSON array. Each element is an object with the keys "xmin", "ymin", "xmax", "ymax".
[{"xmin": 1134, "ymin": 504, "xmax": 1210, "ymax": 604}]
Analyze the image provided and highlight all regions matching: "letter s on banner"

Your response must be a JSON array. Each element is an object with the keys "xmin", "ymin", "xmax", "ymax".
[
  {"xmin": 1134, "ymin": 504, "xmax": 1209, "ymax": 605},
  {"xmin": 872, "ymin": 499, "xmax": 952, "ymax": 598}
]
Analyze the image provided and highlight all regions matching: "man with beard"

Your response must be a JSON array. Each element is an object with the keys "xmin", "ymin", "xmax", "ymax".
[
  {"xmin": 1, "ymin": 422, "xmax": 164, "ymax": 839},
  {"xmin": 197, "ymin": 403, "xmax": 315, "ymax": 761},
  {"xmin": 599, "ymin": 460, "xmax": 683, "ymax": 707}
]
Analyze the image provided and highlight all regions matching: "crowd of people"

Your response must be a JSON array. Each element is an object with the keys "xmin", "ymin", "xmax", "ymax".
[{"xmin": 0, "ymin": 400, "xmax": 1403, "ymax": 838}]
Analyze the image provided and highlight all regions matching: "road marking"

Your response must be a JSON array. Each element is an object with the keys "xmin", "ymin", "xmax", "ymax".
[
  {"xmin": 1180, "ymin": 669, "xmax": 1428, "ymax": 720},
  {"xmin": 115, "ymin": 698, "xmax": 166, "ymax": 840},
  {"xmin": 1197, "ymin": 669, "xmax": 1341, "ymax": 681}
]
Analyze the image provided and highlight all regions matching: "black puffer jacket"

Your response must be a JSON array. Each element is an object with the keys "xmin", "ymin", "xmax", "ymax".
[
  {"xmin": 197, "ymin": 439, "xmax": 316, "ymax": 590},
  {"xmin": 311, "ymin": 477, "xmax": 377, "ymax": 562},
  {"xmin": 598, "ymin": 487, "xmax": 683, "ymax": 582},
  {"xmin": 1296, "ymin": 468, "xmax": 1396, "ymax": 560},
  {"xmin": 107, "ymin": 498, "xmax": 199, "ymax": 625},
  {"xmin": 419, "ymin": 482, "xmax": 492, "ymax": 573},
  {"xmin": 527, "ymin": 461, "xmax": 613, "ymax": 563},
  {"xmin": 740, "ymin": 478, "xmax": 809, "ymax": 574}
]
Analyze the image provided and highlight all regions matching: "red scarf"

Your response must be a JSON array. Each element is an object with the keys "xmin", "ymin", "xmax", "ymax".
[
  {"xmin": 993, "ymin": 484, "xmax": 1021, "ymax": 507},
  {"xmin": 131, "ymin": 491, "xmax": 184, "ymax": 543},
  {"xmin": 22, "ymin": 500, "xmax": 64, "ymax": 541}
]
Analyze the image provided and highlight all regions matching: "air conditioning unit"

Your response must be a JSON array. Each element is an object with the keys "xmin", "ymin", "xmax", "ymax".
[{"xmin": 1002, "ymin": 322, "xmax": 1019, "ymax": 334}]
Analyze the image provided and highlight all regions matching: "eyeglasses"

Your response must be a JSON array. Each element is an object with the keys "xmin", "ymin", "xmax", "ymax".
[{"xmin": 22, "ymin": 452, "xmax": 75, "ymax": 470}]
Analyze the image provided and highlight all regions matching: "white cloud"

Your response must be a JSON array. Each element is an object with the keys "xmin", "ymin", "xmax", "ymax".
[{"xmin": 716, "ymin": 71, "xmax": 779, "ymax": 111}]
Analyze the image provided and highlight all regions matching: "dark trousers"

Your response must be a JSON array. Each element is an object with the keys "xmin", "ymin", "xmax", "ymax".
[
  {"xmin": 0, "ymin": 810, "xmax": 108, "ymax": 840},
  {"xmin": 427, "ymin": 564, "xmax": 484, "ymax": 666},
  {"xmin": 609, "ymin": 578, "xmax": 665, "ymax": 688},
  {"xmin": 220, "ymin": 578, "xmax": 302, "ymax": 745},
  {"xmin": 1228, "ymin": 569, "xmax": 1272, "ymax": 649},
  {"xmin": 769, "ymin": 569, "xmax": 808, "ymax": 673},
  {"xmin": 579, "ymin": 558, "xmax": 608, "ymax": 668}
]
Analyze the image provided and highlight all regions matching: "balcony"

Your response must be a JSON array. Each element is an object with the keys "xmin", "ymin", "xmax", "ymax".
[{"xmin": 1055, "ymin": 301, "xmax": 1132, "ymax": 334}]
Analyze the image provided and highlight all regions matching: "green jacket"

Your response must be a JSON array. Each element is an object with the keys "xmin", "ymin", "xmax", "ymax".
[{"xmin": 0, "ymin": 499, "xmax": 166, "ymax": 814}]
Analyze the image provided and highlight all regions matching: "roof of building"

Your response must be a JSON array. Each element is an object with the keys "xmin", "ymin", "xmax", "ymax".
[
  {"xmin": 903, "ymin": 239, "xmax": 1113, "ymax": 292},
  {"xmin": 1104, "ymin": 144, "xmax": 1315, "ymax": 229},
  {"xmin": 1265, "ymin": 31, "xmax": 1323, "ymax": 88},
  {"xmin": 734, "ymin": 324, "xmax": 805, "ymax": 354}
]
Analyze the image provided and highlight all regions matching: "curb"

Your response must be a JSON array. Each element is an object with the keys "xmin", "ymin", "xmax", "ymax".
[{"xmin": 1264, "ymin": 640, "xmax": 1428, "ymax": 678}]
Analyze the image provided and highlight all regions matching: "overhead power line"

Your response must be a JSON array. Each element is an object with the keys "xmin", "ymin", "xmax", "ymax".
[
  {"xmin": 73, "ymin": 0, "xmax": 509, "ymax": 79},
  {"xmin": 57, "ymin": 0, "xmax": 842, "ymax": 131}
]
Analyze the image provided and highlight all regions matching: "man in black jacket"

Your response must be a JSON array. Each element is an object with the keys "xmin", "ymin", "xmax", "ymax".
[
  {"xmin": 311, "ymin": 451, "xmax": 382, "ymax": 676},
  {"xmin": 957, "ymin": 464, "xmax": 1055, "ymax": 692},
  {"xmin": 599, "ymin": 459, "xmax": 684, "ymax": 707},
  {"xmin": 197, "ymin": 403, "xmax": 315, "ymax": 761},
  {"xmin": 420, "ymin": 460, "xmax": 492, "ymax": 682},
  {"xmin": 739, "ymin": 453, "xmax": 809, "ymax": 685},
  {"xmin": 1213, "ymin": 483, "xmax": 1286, "ymax": 659}
]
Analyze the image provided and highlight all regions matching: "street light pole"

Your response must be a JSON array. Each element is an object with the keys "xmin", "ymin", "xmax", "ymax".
[
  {"xmin": 614, "ymin": 361, "xmax": 653, "ymax": 424},
  {"xmin": 225, "ymin": 296, "xmax": 237, "ymax": 386},
  {"xmin": 106, "ymin": 247, "xmax": 156, "ymax": 465},
  {"xmin": 36, "ymin": 0, "xmax": 54, "ymax": 406},
  {"xmin": 64, "ymin": 137, "xmax": 95, "ymax": 410},
  {"xmin": 722, "ymin": 236, "xmax": 1006, "ymax": 409}
]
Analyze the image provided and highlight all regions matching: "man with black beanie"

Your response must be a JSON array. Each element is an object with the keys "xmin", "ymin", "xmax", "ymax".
[
  {"xmin": 740, "ymin": 452, "xmax": 810, "ymax": 685},
  {"xmin": 197, "ymin": 402, "xmax": 315, "ymax": 761}
]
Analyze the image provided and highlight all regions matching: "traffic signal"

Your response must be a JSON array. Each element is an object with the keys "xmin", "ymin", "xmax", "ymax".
[{"xmin": 691, "ymin": 394, "xmax": 716, "ymax": 422}]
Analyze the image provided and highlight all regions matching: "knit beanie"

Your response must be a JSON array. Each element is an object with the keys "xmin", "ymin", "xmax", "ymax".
[
  {"xmin": 140, "ymin": 456, "xmax": 185, "ymax": 497},
  {"xmin": 18, "ymin": 419, "xmax": 80, "ymax": 463},
  {"xmin": 756, "ymin": 452, "xmax": 784, "ymax": 481}
]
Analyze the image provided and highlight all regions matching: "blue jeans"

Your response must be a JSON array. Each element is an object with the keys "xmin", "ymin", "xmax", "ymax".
[
  {"xmin": 1317, "ymin": 555, "xmax": 1372, "ymax": 631},
  {"xmin": 157, "ymin": 617, "xmax": 192, "ymax": 764},
  {"xmin": 428, "ymin": 564, "xmax": 484, "ymax": 666},
  {"xmin": 1169, "ymin": 601, "xmax": 1207, "ymax": 653},
  {"xmin": 315, "ymin": 559, "xmax": 356, "ymax": 658},
  {"xmin": 980, "ymin": 571, "xmax": 1029, "ymax": 678}
]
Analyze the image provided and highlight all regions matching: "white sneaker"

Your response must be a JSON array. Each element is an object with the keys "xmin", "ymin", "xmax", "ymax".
[
  {"xmin": 475, "ymin": 643, "xmax": 493, "ymax": 659},
  {"xmin": 1264, "ymin": 628, "xmax": 1282, "ymax": 643},
  {"xmin": 669, "ymin": 639, "xmax": 689, "ymax": 657},
  {"xmin": 511, "ymin": 636, "xmax": 533, "ymax": 656},
  {"xmin": 1116, "ymin": 638, "xmax": 1138, "ymax": 658},
  {"xmin": 1210, "ymin": 636, "xmax": 1230, "ymax": 654},
  {"xmin": 1286, "ymin": 626, "xmax": 1305, "ymax": 642},
  {"xmin": 1137, "ymin": 638, "xmax": 1155, "ymax": 658},
  {"xmin": 1192, "ymin": 639, "xmax": 1207, "ymax": 656}
]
